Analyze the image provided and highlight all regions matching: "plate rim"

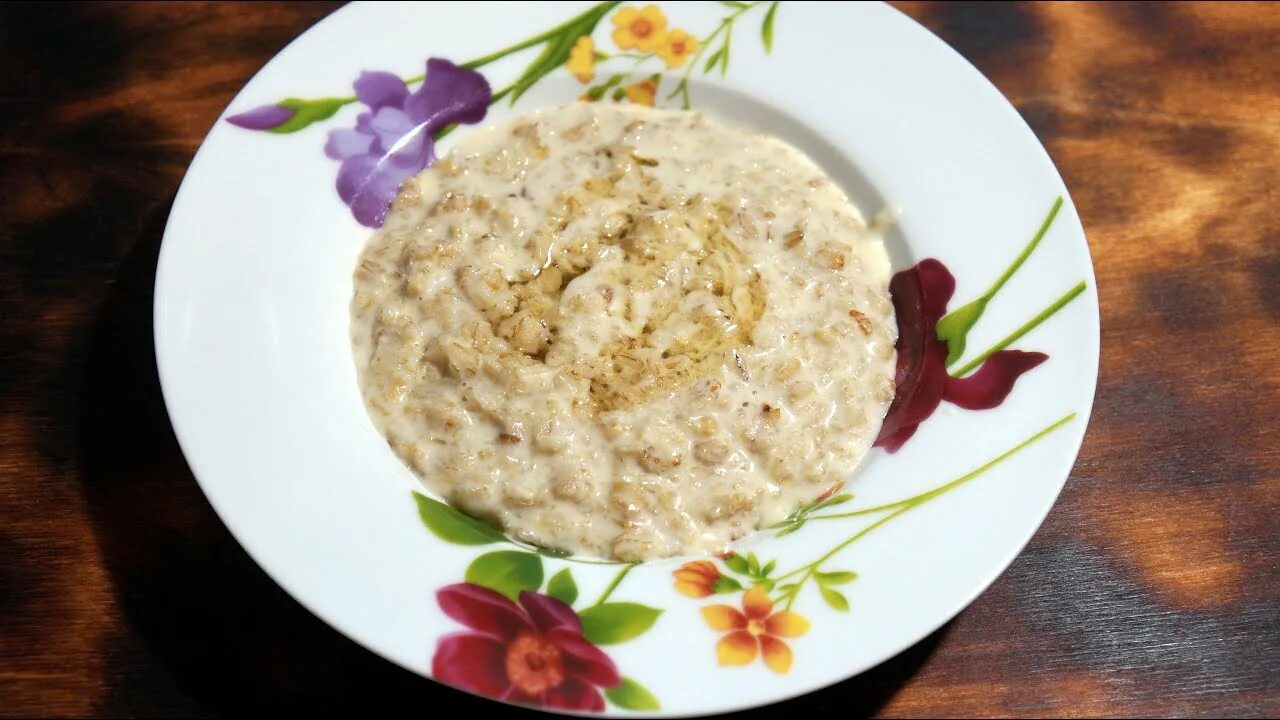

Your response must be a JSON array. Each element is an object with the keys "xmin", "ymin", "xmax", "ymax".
[{"xmin": 153, "ymin": 1, "xmax": 1100, "ymax": 715}]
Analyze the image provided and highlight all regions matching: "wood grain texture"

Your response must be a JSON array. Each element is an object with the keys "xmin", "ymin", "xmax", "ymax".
[{"xmin": 0, "ymin": 2, "xmax": 1276, "ymax": 717}]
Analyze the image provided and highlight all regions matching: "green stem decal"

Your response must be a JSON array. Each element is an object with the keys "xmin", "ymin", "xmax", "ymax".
[
  {"xmin": 936, "ymin": 197, "xmax": 1064, "ymax": 366},
  {"xmin": 593, "ymin": 563, "xmax": 636, "ymax": 606},
  {"xmin": 772, "ymin": 412, "xmax": 1076, "ymax": 608},
  {"xmin": 952, "ymin": 281, "xmax": 1086, "ymax": 378},
  {"xmin": 667, "ymin": 0, "xmax": 769, "ymax": 109},
  {"xmin": 780, "ymin": 508, "xmax": 907, "ymax": 610},
  {"xmin": 811, "ymin": 413, "xmax": 1075, "ymax": 522},
  {"xmin": 416, "ymin": 1, "xmax": 622, "ymax": 76},
  {"xmin": 235, "ymin": 1, "xmax": 783, "ymax": 138}
]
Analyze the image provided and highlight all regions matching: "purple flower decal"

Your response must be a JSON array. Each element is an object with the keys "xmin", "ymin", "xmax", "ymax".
[
  {"xmin": 226, "ymin": 96, "xmax": 348, "ymax": 134},
  {"xmin": 227, "ymin": 104, "xmax": 295, "ymax": 131},
  {"xmin": 326, "ymin": 58, "xmax": 491, "ymax": 228}
]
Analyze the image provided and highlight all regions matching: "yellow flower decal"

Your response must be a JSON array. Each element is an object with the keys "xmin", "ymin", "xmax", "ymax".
[
  {"xmin": 624, "ymin": 79, "xmax": 657, "ymax": 106},
  {"xmin": 566, "ymin": 35, "xmax": 597, "ymax": 84},
  {"xmin": 657, "ymin": 28, "xmax": 698, "ymax": 69},
  {"xmin": 611, "ymin": 4, "xmax": 668, "ymax": 52},
  {"xmin": 701, "ymin": 586, "xmax": 810, "ymax": 674}
]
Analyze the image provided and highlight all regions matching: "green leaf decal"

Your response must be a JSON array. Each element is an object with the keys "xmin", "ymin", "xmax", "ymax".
[
  {"xmin": 761, "ymin": 1, "xmax": 780, "ymax": 54},
  {"xmin": 506, "ymin": 2, "xmax": 618, "ymax": 105},
  {"xmin": 773, "ymin": 492, "xmax": 855, "ymax": 534},
  {"xmin": 815, "ymin": 570, "xmax": 858, "ymax": 585},
  {"xmin": 775, "ymin": 519, "xmax": 805, "ymax": 537},
  {"xmin": 951, "ymin": 280, "xmax": 1087, "ymax": 378},
  {"xmin": 713, "ymin": 575, "xmax": 744, "ymax": 594},
  {"xmin": 722, "ymin": 553, "xmax": 750, "ymax": 575},
  {"xmin": 935, "ymin": 298, "xmax": 989, "ymax": 367},
  {"xmin": 268, "ymin": 96, "xmax": 350, "ymax": 134},
  {"xmin": 762, "ymin": 559, "xmax": 777, "ymax": 577},
  {"xmin": 585, "ymin": 73, "xmax": 628, "ymax": 101},
  {"xmin": 464, "ymin": 551, "xmax": 544, "ymax": 601},
  {"xmin": 547, "ymin": 568, "xmax": 579, "ymax": 605},
  {"xmin": 579, "ymin": 602, "xmax": 662, "ymax": 645},
  {"xmin": 816, "ymin": 493, "xmax": 854, "ymax": 510},
  {"xmin": 937, "ymin": 196, "xmax": 1064, "ymax": 366},
  {"xmin": 509, "ymin": 31, "xmax": 576, "ymax": 105},
  {"xmin": 719, "ymin": 31, "xmax": 732, "ymax": 77},
  {"xmin": 746, "ymin": 552, "xmax": 761, "ymax": 575},
  {"xmin": 413, "ymin": 492, "xmax": 505, "ymax": 545},
  {"xmin": 819, "ymin": 585, "xmax": 850, "ymax": 611},
  {"xmin": 704, "ymin": 47, "xmax": 725, "ymax": 74},
  {"xmin": 605, "ymin": 676, "xmax": 661, "ymax": 710}
]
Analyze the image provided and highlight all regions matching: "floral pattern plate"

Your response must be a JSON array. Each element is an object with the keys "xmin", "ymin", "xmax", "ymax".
[{"xmin": 154, "ymin": 2, "xmax": 1099, "ymax": 716}]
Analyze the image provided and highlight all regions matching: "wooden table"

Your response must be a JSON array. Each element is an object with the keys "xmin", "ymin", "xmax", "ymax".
[{"xmin": 2, "ymin": 2, "xmax": 1276, "ymax": 716}]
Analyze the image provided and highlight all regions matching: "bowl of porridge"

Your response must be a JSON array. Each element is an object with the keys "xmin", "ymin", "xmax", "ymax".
[
  {"xmin": 351, "ymin": 103, "xmax": 896, "ymax": 561},
  {"xmin": 155, "ymin": 2, "xmax": 1098, "ymax": 715}
]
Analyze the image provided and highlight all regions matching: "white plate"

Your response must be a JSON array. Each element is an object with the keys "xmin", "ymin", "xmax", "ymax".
[{"xmin": 155, "ymin": 1, "xmax": 1098, "ymax": 715}]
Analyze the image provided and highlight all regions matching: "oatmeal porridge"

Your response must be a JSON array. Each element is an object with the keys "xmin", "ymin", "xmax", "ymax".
[{"xmin": 350, "ymin": 102, "xmax": 895, "ymax": 561}]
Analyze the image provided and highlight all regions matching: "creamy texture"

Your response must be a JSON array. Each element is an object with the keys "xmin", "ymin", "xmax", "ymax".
[{"xmin": 351, "ymin": 103, "xmax": 895, "ymax": 561}]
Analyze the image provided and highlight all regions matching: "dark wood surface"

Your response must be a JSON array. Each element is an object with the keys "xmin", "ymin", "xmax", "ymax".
[{"xmin": 2, "ymin": 1, "xmax": 1277, "ymax": 717}]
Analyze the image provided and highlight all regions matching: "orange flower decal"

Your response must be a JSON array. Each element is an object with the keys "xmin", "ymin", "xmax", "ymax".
[
  {"xmin": 657, "ymin": 28, "xmax": 698, "ymax": 69},
  {"xmin": 625, "ymin": 79, "xmax": 657, "ymax": 106},
  {"xmin": 611, "ymin": 5, "xmax": 668, "ymax": 52},
  {"xmin": 566, "ymin": 36, "xmax": 596, "ymax": 84},
  {"xmin": 701, "ymin": 586, "xmax": 810, "ymax": 673},
  {"xmin": 673, "ymin": 560, "xmax": 720, "ymax": 598}
]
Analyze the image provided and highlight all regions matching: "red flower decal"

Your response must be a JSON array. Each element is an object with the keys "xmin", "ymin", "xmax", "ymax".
[
  {"xmin": 943, "ymin": 350, "xmax": 1048, "ymax": 410},
  {"xmin": 433, "ymin": 583, "xmax": 621, "ymax": 711},
  {"xmin": 875, "ymin": 259, "xmax": 1047, "ymax": 452}
]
